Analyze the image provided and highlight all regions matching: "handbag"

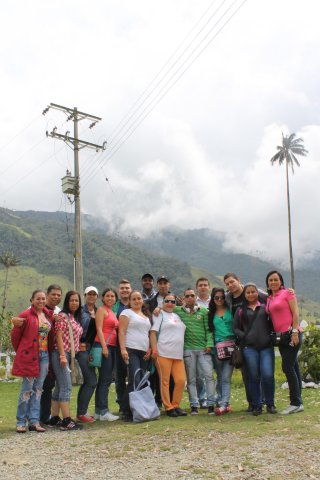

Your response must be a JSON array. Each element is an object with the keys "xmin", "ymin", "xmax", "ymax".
[
  {"xmin": 129, "ymin": 368, "xmax": 160, "ymax": 423},
  {"xmin": 66, "ymin": 315, "xmax": 83, "ymax": 386},
  {"xmin": 216, "ymin": 340, "xmax": 235, "ymax": 360},
  {"xmin": 88, "ymin": 326, "xmax": 116, "ymax": 368},
  {"xmin": 270, "ymin": 328, "xmax": 292, "ymax": 347},
  {"xmin": 229, "ymin": 345, "xmax": 243, "ymax": 368}
]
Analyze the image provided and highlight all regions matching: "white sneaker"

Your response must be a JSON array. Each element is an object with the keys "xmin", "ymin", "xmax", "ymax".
[
  {"xmin": 281, "ymin": 405, "xmax": 304, "ymax": 415},
  {"xmin": 99, "ymin": 411, "xmax": 120, "ymax": 422},
  {"xmin": 94, "ymin": 413, "xmax": 100, "ymax": 420}
]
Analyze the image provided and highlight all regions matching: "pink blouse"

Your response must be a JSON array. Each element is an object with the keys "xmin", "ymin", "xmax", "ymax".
[{"xmin": 266, "ymin": 289, "xmax": 299, "ymax": 333}]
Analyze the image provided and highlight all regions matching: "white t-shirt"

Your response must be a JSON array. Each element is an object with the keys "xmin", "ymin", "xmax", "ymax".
[
  {"xmin": 121, "ymin": 308, "xmax": 151, "ymax": 352},
  {"xmin": 151, "ymin": 311, "xmax": 186, "ymax": 359}
]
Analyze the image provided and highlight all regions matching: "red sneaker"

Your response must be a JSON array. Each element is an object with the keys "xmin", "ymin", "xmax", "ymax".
[
  {"xmin": 76, "ymin": 414, "xmax": 95, "ymax": 423},
  {"xmin": 215, "ymin": 406, "xmax": 227, "ymax": 415}
]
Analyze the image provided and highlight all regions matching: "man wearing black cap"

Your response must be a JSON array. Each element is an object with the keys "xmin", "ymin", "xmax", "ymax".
[
  {"xmin": 141, "ymin": 273, "xmax": 157, "ymax": 301},
  {"xmin": 145, "ymin": 276, "xmax": 171, "ymax": 313}
]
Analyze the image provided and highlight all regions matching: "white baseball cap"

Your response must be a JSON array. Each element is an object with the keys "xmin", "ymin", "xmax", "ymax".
[{"xmin": 84, "ymin": 286, "xmax": 98, "ymax": 295}]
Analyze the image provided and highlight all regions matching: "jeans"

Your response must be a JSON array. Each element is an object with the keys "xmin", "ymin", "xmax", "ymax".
[
  {"xmin": 183, "ymin": 349, "xmax": 216, "ymax": 407},
  {"xmin": 213, "ymin": 355, "xmax": 234, "ymax": 407},
  {"xmin": 242, "ymin": 347, "xmax": 275, "ymax": 408},
  {"xmin": 115, "ymin": 344, "xmax": 128, "ymax": 411},
  {"xmin": 51, "ymin": 350, "xmax": 72, "ymax": 403},
  {"xmin": 16, "ymin": 351, "xmax": 49, "ymax": 426},
  {"xmin": 122, "ymin": 348, "xmax": 148, "ymax": 415},
  {"xmin": 40, "ymin": 373, "xmax": 55, "ymax": 423},
  {"xmin": 279, "ymin": 333, "xmax": 303, "ymax": 406},
  {"xmin": 76, "ymin": 349, "xmax": 97, "ymax": 416},
  {"xmin": 95, "ymin": 345, "xmax": 117, "ymax": 415},
  {"xmin": 196, "ymin": 364, "xmax": 207, "ymax": 404}
]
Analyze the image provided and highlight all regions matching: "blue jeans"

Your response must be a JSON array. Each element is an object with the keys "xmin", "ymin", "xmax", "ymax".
[
  {"xmin": 122, "ymin": 348, "xmax": 148, "ymax": 415},
  {"xmin": 242, "ymin": 347, "xmax": 275, "ymax": 408},
  {"xmin": 51, "ymin": 350, "xmax": 72, "ymax": 403},
  {"xmin": 279, "ymin": 333, "xmax": 303, "ymax": 406},
  {"xmin": 95, "ymin": 345, "xmax": 117, "ymax": 415},
  {"xmin": 213, "ymin": 355, "xmax": 234, "ymax": 407},
  {"xmin": 76, "ymin": 349, "xmax": 97, "ymax": 416},
  {"xmin": 183, "ymin": 350, "xmax": 216, "ymax": 407},
  {"xmin": 16, "ymin": 351, "xmax": 49, "ymax": 426}
]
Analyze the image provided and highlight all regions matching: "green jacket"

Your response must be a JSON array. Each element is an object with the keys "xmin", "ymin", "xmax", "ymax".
[{"xmin": 174, "ymin": 306, "xmax": 213, "ymax": 350}]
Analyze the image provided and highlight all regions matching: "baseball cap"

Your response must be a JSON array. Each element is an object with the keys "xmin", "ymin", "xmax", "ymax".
[
  {"xmin": 157, "ymin": 276, "xmax": 169, "ymax": 283},
  {"xmin": 141, "ymin": 273, "xmax": 154, "ymax": 280},
  {"xmin": 84, "ymin": 286, "xmax": 98, "ymax": 295}
]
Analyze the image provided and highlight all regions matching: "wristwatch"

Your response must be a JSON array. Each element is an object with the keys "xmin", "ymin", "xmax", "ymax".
[{"xmin": 292, "ymin": 328, "xmax": 299, "ymax": 333}]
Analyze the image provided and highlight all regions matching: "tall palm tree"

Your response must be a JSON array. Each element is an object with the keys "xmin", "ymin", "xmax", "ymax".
[
  {"xmin": 0, "ymin": 251, "xmax": 20, "ymax": 315},
  {"xmin": 270, "ymin": 133, "xmax": 308, "ymax": 289}
]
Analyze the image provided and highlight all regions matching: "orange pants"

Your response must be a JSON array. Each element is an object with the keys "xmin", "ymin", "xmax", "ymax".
[{"xmin": 155, "ymin": 356, "xmax": 186, "ymax": 411}]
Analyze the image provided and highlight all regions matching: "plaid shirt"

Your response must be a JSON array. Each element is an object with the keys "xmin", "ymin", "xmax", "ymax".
[{"xmin": 54, "ymin": 312, "xmax": 83, "ymax": 353}]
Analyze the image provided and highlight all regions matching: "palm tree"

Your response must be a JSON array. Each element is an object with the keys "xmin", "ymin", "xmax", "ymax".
[
  {"xmin": 0, "ymin": 251, "xmax": 20, "ymax": 315},
  {"xmin": 270, "ymin": 133, "xmax": 308, "ymax": 289}
]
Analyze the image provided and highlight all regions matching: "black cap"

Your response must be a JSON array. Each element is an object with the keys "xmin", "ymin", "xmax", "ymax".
[
  {"xmin": 141, "ymin": 273, "xmax": 154, "ymax": 280},
  {"xmin": 157, "ymin": 275, "xmax": 169, "ymax": 283}
]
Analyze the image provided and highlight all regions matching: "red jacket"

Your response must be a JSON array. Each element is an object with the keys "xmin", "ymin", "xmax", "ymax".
[{"xmin": 11, "ymin": 306, "xmax": 53, "ymax": 377}]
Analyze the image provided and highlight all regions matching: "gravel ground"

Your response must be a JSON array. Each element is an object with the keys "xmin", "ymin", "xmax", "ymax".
[{"xmin": 0, "ymin": 424, "xmax": 319, "ymax": 480}]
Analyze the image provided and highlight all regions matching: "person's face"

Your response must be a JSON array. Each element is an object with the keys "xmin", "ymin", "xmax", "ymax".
[
  {"xmin": 46, "ymin": 289, "xmax": 62, "ymax": 308},
  {"xmin": 163, "ymin": 295, "xmax": 176, "ymax": 312},
  {"xmin": 68, "ymin": 294, "xmax": 80, "ymax": 313},
  {"xmin": 142, "ymin": 277, "xmax": 153, "ymax": 291},
  {"xmin": 31, "ymin": 292, "xmax": 46, "ymax": 310},
  {"xmin": 213, "ymin": 291, "xmax": 225, "ymax": 306},
  {"xmin": 119, "ymin": 283, "xmax": 132, "ymax": 301},
  {"xmin": 184, "ymin": 289, "xmax": 196, "ymax": 307},
  {"xmin": 157, "ymin": 280, "xmax": 170, "ymax": 296},
  {"xmin": 197, "ymin": 281, "xmax": 210, "ymax": 296},
  {"xmin": 129, "ymin": 292, "xmax": 143, "ymax": 309},
  {"xmin": 244, "ymin": 287, "xmax": 258, "ymax": 303},
  {"xmin": 85, "ymin": 291, "xmax": 98, "ymax": 306},
  {"xmin": 267, "ymin": 273, "xmax": 282, "ymax": 293},
  {"xmin": 102, "ymin": 291, "xmax": 116, "ymax": 307},
  {"xmin": 224, "ymin": 276, "xmax": 242, "ymax": 296}
]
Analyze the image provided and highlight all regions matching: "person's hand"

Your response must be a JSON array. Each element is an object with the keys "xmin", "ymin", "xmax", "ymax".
[
  {"xmin": 60, "ymin": 355, "xmax": 68, "ymax": 367},
  {"xmin": 291, "ymin": 332, "xmax": 299, "ymax": 346},
  {"xmin": 287, "ymin": 288, "xmax": 295, "ymax": 295},
  {"xmin": 121, "ymin": 349, "xmax": 129, "ymax": 364},
  {"xmin": 102, "ymin": 346, "xmax": 109, "ymax": 358},
  {"xmin": 52, "ymin": 313, "xmax": 60, "ymax": 322},
  {"xmin": 204, "ymin": 347, "xmax": 212, "ymax": 354},
  {"xmin": 144, "ymin": 348, "xmax": 151, "ymax": 361},
  {"xmin": 151, "ymin": 348, "xmax": 158, "ymax": 360},
  {"xmin": 11, "ymin": 317, "xmax": 25, "ymax": 327},
  {"xmin": 153, "ymin": 307, "xmax": 161, "ymax": 317}
]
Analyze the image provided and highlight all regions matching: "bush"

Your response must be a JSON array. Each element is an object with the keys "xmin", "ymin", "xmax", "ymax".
[
  {"xmin": 299, "ymin": 324, "xmax": 320, "ymax": 382},
  {"xmin": 0, "ymin": 311, "xmax": 13, "ymax": 353}
]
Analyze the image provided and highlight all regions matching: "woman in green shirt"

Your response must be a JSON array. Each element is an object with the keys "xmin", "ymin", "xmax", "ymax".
[{"xmin": 208, "ymin": 288, "xmax": 235, "ymax": 415}]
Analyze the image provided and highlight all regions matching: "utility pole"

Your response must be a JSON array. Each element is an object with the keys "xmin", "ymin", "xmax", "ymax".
[{"xmin": 43, "ymin": 103, "xmax": 107, "ymax": 294}]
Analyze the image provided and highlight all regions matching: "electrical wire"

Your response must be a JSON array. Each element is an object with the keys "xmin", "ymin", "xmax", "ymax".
[{"xmin": 0, "ymin": 114, "xmax": 42, "ymax": 152}]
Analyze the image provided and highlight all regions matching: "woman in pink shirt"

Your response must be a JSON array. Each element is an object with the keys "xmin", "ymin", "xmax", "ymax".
[{"xmin": 266, "ymin": 271, "xmax": 303, "ymax": 415}]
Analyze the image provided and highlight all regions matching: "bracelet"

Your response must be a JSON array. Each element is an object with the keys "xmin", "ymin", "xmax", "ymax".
[
  {"xmin": 60, "ymin": 354, "xmax": 66, "ymax": 358},
  {"xmin": 292, "ymin": 332, "xmax": 298, "ymax": 335}
]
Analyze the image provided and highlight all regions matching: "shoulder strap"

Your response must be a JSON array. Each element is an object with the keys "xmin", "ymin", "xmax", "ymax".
[
  {"xmin": 66, "ymin": 314, "xmax": 76, "ymax": 359},
  {"xmin": 156, "ymin": 312, "xmax": 164, "ymax": 339}
]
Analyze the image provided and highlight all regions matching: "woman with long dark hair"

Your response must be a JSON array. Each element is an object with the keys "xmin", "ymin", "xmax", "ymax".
[
  {"xmin": 266, "ymin": 271, "xmax": 303, "ymax": 415},
  {"xmin": 208, "ymin": 287, "xmax": 234, "ymax": 415},
  {"xmin": 51, "ymin": 290, "xmax": 83, "ymax": 430},
  {"xmin": 118, "ymin": 291, "xmax": 152, "ymax": 421},
  {"xmin": 234, "ymin": 283, "xmax": 276, "ymax": 416}
]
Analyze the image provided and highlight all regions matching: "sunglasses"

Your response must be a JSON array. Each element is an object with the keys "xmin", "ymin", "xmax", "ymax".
[
  {"xmin": 214, "ymin": 295, "xmax": 225, "ymax": 300},
  {"xmin": 164, "ymin": 299, "xmax": 176, "ymax": 304},
  {"xmin": 185, "ymin": 294, "xmax": 195, "ymax": 298}
]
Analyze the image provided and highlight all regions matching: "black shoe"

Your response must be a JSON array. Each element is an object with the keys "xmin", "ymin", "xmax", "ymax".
[
  {"xmin": 156, "ymin": 402, "xmax": 163, "ymax": 409},
  {"xmin": 122, "ymin": 414, "xmax": 133, "ymax": 422},
  {"xmin": 175, "ymin": 408, "xmax": 187, "ymax": 416},
  {"xmin": 208, "ymin": 406, "xmax": 215, "ymax": 415},
  {"xmin": 266, "ymin": 405, "xmax": 278, "ymax": 414},
  {"xmin": 45, "ymin": 416, "xmax": 62, "ymax": 427},
  {"xmin": 252, "ymin": 407, "xmax": 262, "ymax": 416},
  {"xmin": 190, "ymin": 407, "xmax": 199, "ymax": 415},
  {"xmin": 59, "ymin": 417, "xmax": 82, "ymax": 431},
  {"xmin": 166, "ymin": 409, "xmax": 178, "ymax": 417},
  {"xmin": 245, "ymin": 404, "xmax": 254, "ymax": 413}
]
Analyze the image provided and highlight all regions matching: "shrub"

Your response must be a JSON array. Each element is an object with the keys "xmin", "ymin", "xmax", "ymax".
[{"xmin": 299, "ymin": 324, "xmax": 320, "ymax": 382}]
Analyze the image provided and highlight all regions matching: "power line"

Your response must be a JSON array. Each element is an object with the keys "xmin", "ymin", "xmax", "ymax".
[{"xmin": 0, "ymin": 114, "xmax": 42, "ymax": 152}]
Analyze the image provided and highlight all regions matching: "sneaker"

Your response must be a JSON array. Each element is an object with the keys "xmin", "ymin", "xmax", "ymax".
[
  {"xmin": 252, "ymin": 407, "xmax": 262, "ymax": 416},
  {"xmin": 208, "ymin": 406, "xmax": 215, "ymax": 415},
  {"xmin": 77, "ymin": 414, "xmax": 95, "ymax": 423},
  {"xmin": 174, "ymin": 408, "xmax": 188, "ymax": 416},
  {"xmin": 226, "ymin": 405, "xmax": 231, "ymax": 413},
  {"xmin": 99, "ymin": 411, "xmax": 120, "ymax": 422},
  {"xmin": 46, "ymin": 416, "xmax": 62, "ymax": 427},
  {"xmin": 281, "ymin": 405, "xmax": 304, "ymax": 415},
  {"xmin": 199, "ymin": 401, "xmax": 207, "ymax": 409},
  {"xmin": 215, "ymin": 406, "xmax": 227, "ymax": 416},
  {"xmin": 59, "ymin": 418, "xmax": 82, "ymax": 431},
  {"xmin": 245, "ymin": 404, "xmax": 253, "ymax": 413},
  {"xmin": 166, "ymin": 409, "xmax": 178, "ymax": 417},
  {"xmin": 190, "ymin": 407, "xmax": 199, "ymax": 415},
  {"xmin": 266, "ymin": 405, "xmax": 278, "ymax": 414}
]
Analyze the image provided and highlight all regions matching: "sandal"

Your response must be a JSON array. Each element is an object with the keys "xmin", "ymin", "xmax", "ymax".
[
  {"xmin": 28, "ymin": 423, "xmax": 46, "ymax": 432},
  {"xmin": 16, "ymin": 425, "xmax": 27, "ymax": 433}
]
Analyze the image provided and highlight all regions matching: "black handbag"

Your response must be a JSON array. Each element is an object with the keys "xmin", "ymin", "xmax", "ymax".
[
  {"xmin": 229, "ymin": 346, "xmax": 243, "ymax": 368},
  {"xmin": 270, "ymin": 328, "xmax": 292, "ymax": 347}
]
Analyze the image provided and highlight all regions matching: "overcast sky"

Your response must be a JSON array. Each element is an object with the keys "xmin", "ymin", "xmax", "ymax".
[{"xmin": 0, "ymin": 0, "xmax": 319, "ymax": 267}]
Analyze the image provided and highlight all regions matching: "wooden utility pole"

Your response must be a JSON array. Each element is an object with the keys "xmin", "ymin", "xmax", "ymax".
[{"xmin": 44, "ymin": 103, "xmax": 106, "ymax": 294}]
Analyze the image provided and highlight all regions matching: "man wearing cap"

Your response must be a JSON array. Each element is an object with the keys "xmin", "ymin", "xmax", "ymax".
[
  {"xmin": 141, "ymin": 273, "xmax": 157, "ymax": 301},
  {"xmin": 145, "ymin": 276, "xmax": 171, "ymax": 313},
  {"xmin": 76, "ymin": 286, "xmax": 99, "ymax": 423}
]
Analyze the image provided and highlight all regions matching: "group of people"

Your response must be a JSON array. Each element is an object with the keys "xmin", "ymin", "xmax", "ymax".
[{"xmin": 10, "ymin": 270, "xmax": 303, "ymax": 432}]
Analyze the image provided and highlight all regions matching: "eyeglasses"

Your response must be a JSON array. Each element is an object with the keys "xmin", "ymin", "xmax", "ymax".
[
  {"xmin": 164, "ymin": 299, "xmax": 176, "ymax": 304},
  {"xmin": 185, "ymin": 294, "xmax": 195, "ymax": 298},
  {"xmin": 214, "ymin": 295, "xmax": 225, "ymax": 300}
]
